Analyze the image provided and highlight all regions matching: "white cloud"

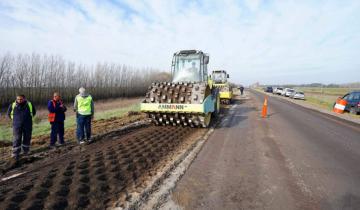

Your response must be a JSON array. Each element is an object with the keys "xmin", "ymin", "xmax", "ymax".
[
  {"xmin": 244, "ymin": 0, "xmax": 262, "ymax": 12},
  {"xmin": 0, "ymin": 0, "xmax": 359, "ymax": 85}
]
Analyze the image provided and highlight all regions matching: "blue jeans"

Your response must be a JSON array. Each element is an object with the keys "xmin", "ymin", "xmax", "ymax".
[
  {"xmin": 50, "ymin": 121, "xmax": 65, "ymax": 145},
  {"xmin": 76, "ymin": 114, "xmax": 92, "ymax": 141}
]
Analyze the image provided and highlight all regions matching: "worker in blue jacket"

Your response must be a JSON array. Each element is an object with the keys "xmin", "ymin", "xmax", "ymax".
[
  {"xmin": 7, "ymin": 94, "xmax": 36, "ymax": 160},
  {"xmin": 48, "ymin": 92, "xmax": 67, "ymax": 148}
]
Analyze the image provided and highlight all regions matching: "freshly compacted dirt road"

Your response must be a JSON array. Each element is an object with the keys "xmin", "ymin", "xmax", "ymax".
[{"xmin": 168, "ymin": 90, "xmax": 360, "ymax": 210}]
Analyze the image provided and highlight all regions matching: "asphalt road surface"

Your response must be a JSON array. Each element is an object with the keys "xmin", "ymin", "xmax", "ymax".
[{"xmin": 166, "ymin": 90, "xmax": 360, "ymax": 210}]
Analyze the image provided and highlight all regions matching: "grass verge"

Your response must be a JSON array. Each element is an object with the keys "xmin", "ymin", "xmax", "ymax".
[{"xmin": 304, "ymin": 96, "xmax": 334, "ymax": 110}]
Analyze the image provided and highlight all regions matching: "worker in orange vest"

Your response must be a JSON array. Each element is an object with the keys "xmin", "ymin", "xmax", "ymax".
[{"xmin": 48, "ymin": 92, "xmax": 67, "ymax": 148}]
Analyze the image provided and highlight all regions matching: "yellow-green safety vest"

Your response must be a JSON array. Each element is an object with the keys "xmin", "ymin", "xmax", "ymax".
[
  {"xmin": 76, "ymin": 95, "xmax": 92, "ymax": 115},
  {"xmin": 10, "ymin": 101, "xmax": 34, "ymax": 120}
]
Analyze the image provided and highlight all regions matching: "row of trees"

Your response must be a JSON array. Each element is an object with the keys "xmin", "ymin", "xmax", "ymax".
[{"xmin": 0, "ymin": 53, "xmax": 170, "ymax": 112}]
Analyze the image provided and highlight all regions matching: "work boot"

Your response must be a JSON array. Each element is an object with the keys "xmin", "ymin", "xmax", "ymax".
[
  {"xmin": 50, "ymin": 144, "xmax": 57, "ymax": 149},
  {"xmin": 11, "ymin": 153, "xmax": 19, "ymax": 160},
  {"xmin": 22, "ymin": 151, "xmax": 30, "ymax": 157}
]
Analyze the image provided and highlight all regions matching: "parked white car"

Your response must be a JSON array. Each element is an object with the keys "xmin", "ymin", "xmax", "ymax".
[
  {"xmin": 274, "ymin": 87, "xmax": 283, "ymax": 95},
  {"xmin": 281, "ymin": 88, "xmax": 287, "ymax": 96},
  {"xmin": 293, "ymin": 92, "xmax": 305, "ymax": 100},
  {"xmin": 285, "ymin": 89, "xmax": 295, "ymax": 97},
  {"xmin": 289, "ymin": 91, "xmax": 297, "ymax": 98}
]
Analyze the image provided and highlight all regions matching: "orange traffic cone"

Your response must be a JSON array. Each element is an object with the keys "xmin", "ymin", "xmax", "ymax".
[{"xmin": 262, "ymin": 96, "xmax": 268, "ymax": 118}]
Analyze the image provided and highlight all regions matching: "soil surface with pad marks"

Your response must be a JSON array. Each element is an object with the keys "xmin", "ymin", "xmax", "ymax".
[{"xmin": 0, "ymin": 125, "xmax": 205, "ymax": 210}]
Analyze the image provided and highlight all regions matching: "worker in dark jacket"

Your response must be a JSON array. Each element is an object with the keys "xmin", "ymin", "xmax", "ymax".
[
  {"xmin": 7, "ymin": 94, "xmax": 36, "ymax": 160},
  {"xmin": 48, "ymin": 92, "xmax": 67, "ymax": 148},
  {"xmin": 240, "ymin": 86, "xmax": 244, "ymax": 95},
  {"xmin": 74, "ymin": 87, "xmax": 94, "ymax": 144}
]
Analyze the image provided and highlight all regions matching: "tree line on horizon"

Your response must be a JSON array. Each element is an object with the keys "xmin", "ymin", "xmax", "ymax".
[{"xmin": 0, "ymin": 53, "xmax": 170, "ymax": 112}]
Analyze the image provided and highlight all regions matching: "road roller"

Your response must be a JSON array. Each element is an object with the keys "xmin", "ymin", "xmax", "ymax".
[
  {"xmin": 140, "ymin": 50, "xmax": 220, "ymax": 128},
  {"xmin": 210, "ymin": 70, "xmax": 233, "ymax": 104}
]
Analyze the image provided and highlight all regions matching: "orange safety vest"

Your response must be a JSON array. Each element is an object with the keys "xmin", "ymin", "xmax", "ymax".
[{"xmin": 48, "ymin": 100, "xmax": 56, "ymax": 122}]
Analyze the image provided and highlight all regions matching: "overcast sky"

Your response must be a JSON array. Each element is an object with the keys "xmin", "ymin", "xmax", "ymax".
[{"xmin": 0, "ymin": 0, "xmax": 359, "ymax": 85}]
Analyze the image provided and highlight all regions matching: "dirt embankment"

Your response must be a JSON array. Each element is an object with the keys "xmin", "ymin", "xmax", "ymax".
[
  {"xmin": 0, "ymin": 111, "xmax": 146, "ymax": 165},
  {"xmin": 0, "ymin": 97, "xmax": 144, "ymax": 160},
  {"xmin": 32, "ymin": 111, "xmax": 146, "ymax": 146}
]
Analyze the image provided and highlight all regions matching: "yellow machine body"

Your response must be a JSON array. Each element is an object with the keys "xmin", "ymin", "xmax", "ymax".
[
  {"xmin": 211, "ymin": 70, "xmax": 233, "ymax": 104},
  {"xmin": 140, "ymin": 50, "xmax": 220, "ymax": 128}
]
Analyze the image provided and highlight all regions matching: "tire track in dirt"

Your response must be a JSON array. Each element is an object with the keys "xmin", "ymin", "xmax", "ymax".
[{"xmin": 0, "ymin": 125, "xmax": 203, "ymax": 209}]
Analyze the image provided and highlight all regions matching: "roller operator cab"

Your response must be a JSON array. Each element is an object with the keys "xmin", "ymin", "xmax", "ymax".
[
  {"xmin": 211, "ymin": 70, "xmax": 233, "ymax": 104},
  {"xmin": 140, "ymin": 50, "xmax": 220, "ymax": 128}
]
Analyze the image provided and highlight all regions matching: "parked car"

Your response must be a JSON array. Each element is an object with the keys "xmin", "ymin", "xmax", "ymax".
[
  {"xmin": 273, "ymin": 87, "xmax": 279, "ymax": 94},
  {"xmin": 273, "ymin": 87, "xmax": 277, "ymax": 94},
  {"xmin": 289, "ymin": 91, "xmax": 296, "ymax": 98},
  {"xmin": 274, "ymin": 87, "xmax": 283, "ymax": 95},
  {"xmin": 293, "ymin": 92, "xmax": 305, "ymax": 100},
  {"xmin": 335, "ymin": 91, "xmax": 360, "ymax": 114},
  {"xmin": 284, "ymin": 89, "xmax": 295, "ymax": 97},
  {"xmin": 265, "ymin": 86, "xmax": 273, "ymax": 93},
  {"xmin": 281, "ymin": 88, "xmax": 289, "ymax": 96}
]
